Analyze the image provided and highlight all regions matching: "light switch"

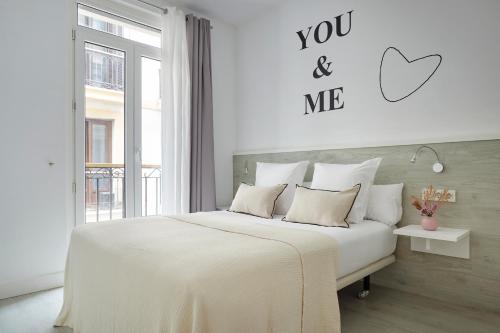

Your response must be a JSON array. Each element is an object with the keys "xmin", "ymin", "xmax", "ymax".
[{"xmin": 421, "ymin": 188, "xmax": 456, "ymax": 203}]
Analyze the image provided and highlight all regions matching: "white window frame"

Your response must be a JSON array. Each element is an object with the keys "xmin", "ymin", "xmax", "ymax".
[
  {"xmin": 78, "ymin": 0, "xmax": 162, "ymax": 31},
  {"xmin": 73, "ymin": 1, "xmax": 161, "ymax": 226}
]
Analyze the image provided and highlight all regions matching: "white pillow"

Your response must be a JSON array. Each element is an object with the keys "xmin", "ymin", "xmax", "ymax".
[
  {"xmin": 311, "ymin": 158, "xmax": 382, "ymax": 223},
  {"xmin": 366, "ymin": 184, "xmax": 404, "ymax": 226},
  {"xmin": 255, "ymin": 161, "xmax": 309, "ymax": 215}
]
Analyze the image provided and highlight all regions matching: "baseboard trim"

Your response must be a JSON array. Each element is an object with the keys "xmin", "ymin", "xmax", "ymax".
[{"xmin": 0, "ymin": 271, "xmax": 64, "ymax": 300}]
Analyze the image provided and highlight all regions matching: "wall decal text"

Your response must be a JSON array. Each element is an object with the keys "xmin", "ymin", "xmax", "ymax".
[
  {"xmin": 297, "ymin": 10, "xmax": 353, "ymax": 115},
  {"xmin": 313, "ymin": 56, "xmax": 333, "ymax": 79}
]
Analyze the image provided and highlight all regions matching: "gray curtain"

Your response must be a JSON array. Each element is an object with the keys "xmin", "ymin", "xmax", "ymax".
[{"xmin": 186, "ymin": 14, "xmax": 216, "ymax": 212}]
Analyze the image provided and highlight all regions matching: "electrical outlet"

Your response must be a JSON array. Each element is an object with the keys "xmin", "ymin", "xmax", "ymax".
[{"xmin": 421, "ymin": 188, "xmax": 456, "ymax": 203}]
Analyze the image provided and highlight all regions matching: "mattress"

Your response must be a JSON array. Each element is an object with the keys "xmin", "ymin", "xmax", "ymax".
[{"xmin": 214, "ymin": 211, "xmax": 397, "ymax": 278}]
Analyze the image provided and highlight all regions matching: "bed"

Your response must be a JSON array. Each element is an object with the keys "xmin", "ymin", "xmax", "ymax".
[
  {"xmin": 225, "ymin": 211, "xmax": 397, "ymax": 285},
  {"xmin": 213, "ymin": 211, "xmax": 397, "ymax": 293},
  {"xmin": 55, "ymin": 210, "xmax": 396, "ymax": 333}
]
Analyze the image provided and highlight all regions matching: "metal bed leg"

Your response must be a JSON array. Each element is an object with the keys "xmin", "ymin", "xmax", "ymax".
[{"xmin": 357, "ymin": 275, "xmax": 370, "ymax": 299}]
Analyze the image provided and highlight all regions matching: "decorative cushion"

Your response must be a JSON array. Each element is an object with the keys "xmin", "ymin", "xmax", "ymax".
[
  {"xmin": 283, "ymin": 184, "xmax": 361, "ymax": 228},
  {"xmin": 229, "ymin": 183, "xmax": 287, "ymax": 219}
]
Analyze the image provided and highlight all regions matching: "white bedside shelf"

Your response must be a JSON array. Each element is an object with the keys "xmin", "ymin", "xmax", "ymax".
[{"xmin": 394, "ymin": 225, "xmax": 470, "ymax": 259}]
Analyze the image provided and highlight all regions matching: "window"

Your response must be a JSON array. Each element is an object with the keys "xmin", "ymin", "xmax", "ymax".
[
  {"xmin": 83, "ymin": 43, "xmax": 125, "ymax": 223},
  {"xmin": 141, "ymin": 57, "xmax": 162, "ymax": 216},
  {"xmin": 75, "ymin": 4, "xmax": 162, "ymax": 225},
  {"xmin": 85, "ymin": 119, "xmax": 113, "ymax": 163},
  {"xmin": 78, "ymin": 4, "xmax": 161, "ymax": 48},
  {"xmin": 85, "ymin": 43, "xmax": 124, "ymax": 91}
]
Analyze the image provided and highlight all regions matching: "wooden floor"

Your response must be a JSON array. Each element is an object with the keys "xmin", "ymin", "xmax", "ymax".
[
  {"xmin": 0, "ymin": 283, "xmax": 498, "ymax": 333},
  {"xmin": 339, "ymin": 283, "xmax": 500, "ymax": 333}
]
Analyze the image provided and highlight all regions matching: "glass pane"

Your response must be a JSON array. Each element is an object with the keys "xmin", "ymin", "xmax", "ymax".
[
  {"xmin": 141, "ymin": 57, "xmax": 162, "ymax": 216},
  {"xmin": 92, "ymin": 124, "xmax": 107, "ymax": 162},
  {"xmin": 78, "ymin": 4, "xmax": 161, "ymax": 48},
  {"xmin": 85, "ymin": 42, "xmax": 125, "ymax": 223}
]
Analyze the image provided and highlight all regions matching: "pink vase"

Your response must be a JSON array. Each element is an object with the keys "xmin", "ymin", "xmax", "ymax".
[{"xmin": 421, "ymin": 216, "xmax": 438, "ymax": 231}]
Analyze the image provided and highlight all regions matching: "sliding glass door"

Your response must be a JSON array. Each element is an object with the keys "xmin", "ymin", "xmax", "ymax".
[{"xmin": 74, "ymin": 8, "xmax": 161, "ymax": 225}]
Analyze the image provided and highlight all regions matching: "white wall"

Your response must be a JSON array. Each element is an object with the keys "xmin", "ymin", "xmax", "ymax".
[
  {"xmin": 211, "ymin": 19, "xmax": 236, "ymax": 206},
  {"xmin": 0, "ymin": 0, "xmax": 73, "ymax": 298},
  {"xmin": 235, "ymin": 0, "xmax": 500, "ymax": 153}
]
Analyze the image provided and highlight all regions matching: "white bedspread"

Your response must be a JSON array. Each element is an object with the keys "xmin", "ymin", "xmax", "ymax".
[
  {"xmin": 55, "ymin": 212, "xmax": 341, "ymax": 333},
  {"xmin": 212, "ymin": 211, "xmax": 397, "ymax": 277}
]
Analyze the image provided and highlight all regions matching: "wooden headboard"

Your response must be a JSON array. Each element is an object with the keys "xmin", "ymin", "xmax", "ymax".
[{"xmin": 233, "ymin": 139, "xmax": 500, "ymax": 312}]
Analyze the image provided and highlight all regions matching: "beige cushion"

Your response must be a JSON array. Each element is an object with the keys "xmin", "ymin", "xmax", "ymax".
[
  {"xmin": 283, "ymin": 184, "xmax": 361, "ymax": 228},
  {"xmin": 229, "ymin": 183, "xmax": 287, "ymax": 218}
]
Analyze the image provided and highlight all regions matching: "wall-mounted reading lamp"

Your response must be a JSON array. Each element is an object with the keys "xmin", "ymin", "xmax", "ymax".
[{"xmin": 410, "ymin": 145, "xmax": 444, "ymax": 173}]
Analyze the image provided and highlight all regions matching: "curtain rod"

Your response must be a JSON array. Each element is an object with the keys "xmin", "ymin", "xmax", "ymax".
[
  {"xmin": 135, "ymin": 0, "xmax": 213, "ymax": 28},
  {"xmin": 136, "ymin": 0, "xmax": 168, "ymax": 13}
]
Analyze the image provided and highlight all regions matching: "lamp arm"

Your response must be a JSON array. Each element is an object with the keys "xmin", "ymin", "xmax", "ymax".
[{"xmin": 415, "ymin": 145, "xmax": 441, "ymax": 163}]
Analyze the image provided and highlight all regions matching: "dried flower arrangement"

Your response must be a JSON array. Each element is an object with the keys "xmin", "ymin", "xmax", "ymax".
[{"xmin": 411, "ymin": 185, "xmax": 450, "ymax": 217}]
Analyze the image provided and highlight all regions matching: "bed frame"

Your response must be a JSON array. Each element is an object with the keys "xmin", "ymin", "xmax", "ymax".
[{"xmin": 336, "ymin": 254, "xmax": 395, "ymax": 298}]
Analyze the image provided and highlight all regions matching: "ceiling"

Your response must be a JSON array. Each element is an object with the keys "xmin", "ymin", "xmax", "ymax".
[{"xmin": 164, "ymin": 0, "xmax": 289, "ymax": 26}]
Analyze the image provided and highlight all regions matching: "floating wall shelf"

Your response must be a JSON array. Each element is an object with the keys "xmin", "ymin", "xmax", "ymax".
[{"xmin": 394, "ymin": 225, "xmax": 470, "ymax": 259}]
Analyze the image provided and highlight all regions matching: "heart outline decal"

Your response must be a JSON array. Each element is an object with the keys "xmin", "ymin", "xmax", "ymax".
[{"xmin": 379, "ymin": 46, "xmax": 442, "ymax": 103}]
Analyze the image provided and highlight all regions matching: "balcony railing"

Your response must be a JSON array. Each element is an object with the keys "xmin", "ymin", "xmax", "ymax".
[{"xmin": 85, "ymin": 163, "xmax": 161, "ymax": 222}]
